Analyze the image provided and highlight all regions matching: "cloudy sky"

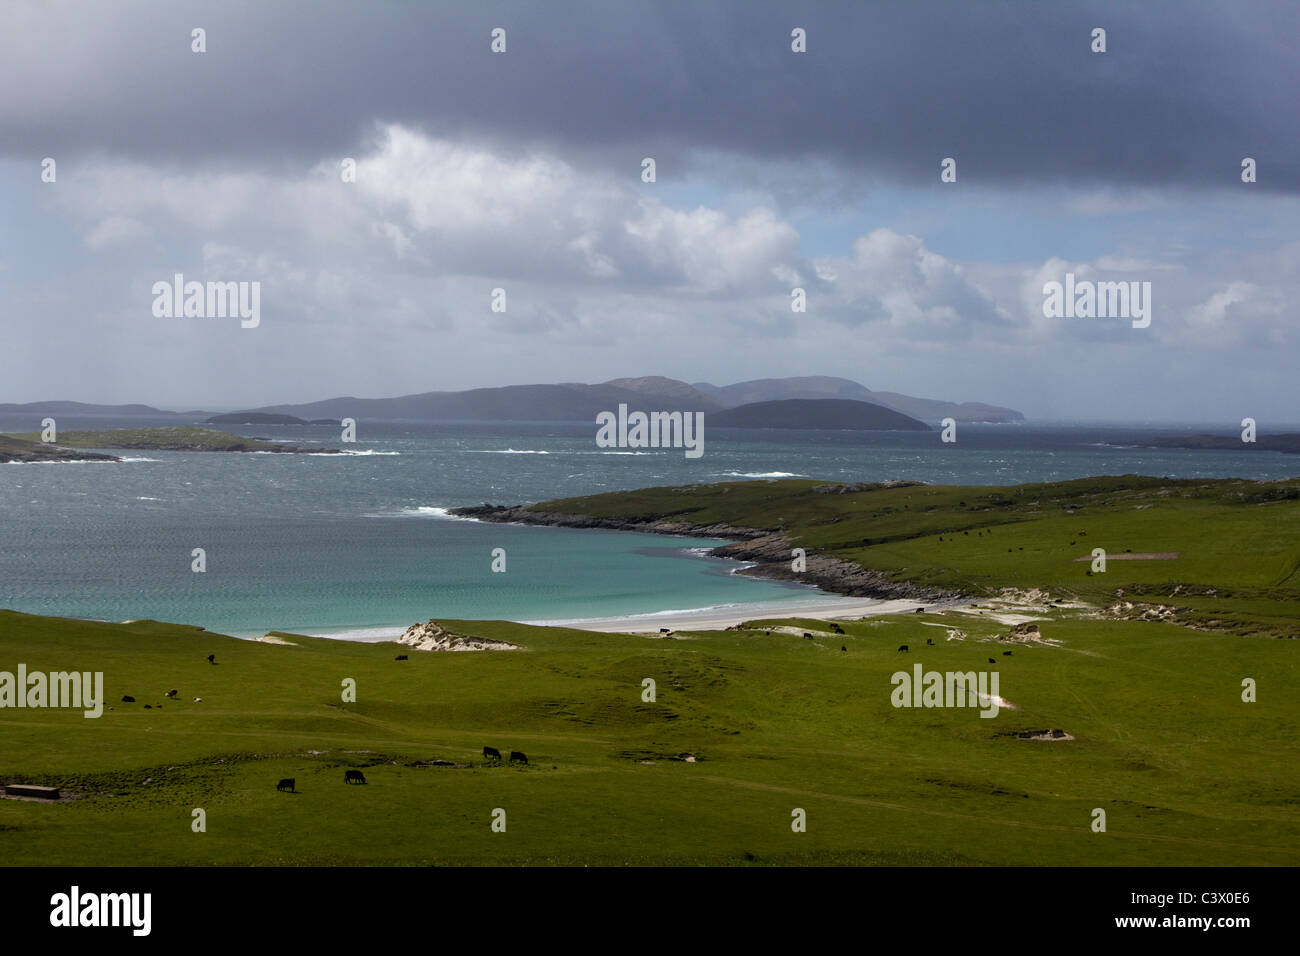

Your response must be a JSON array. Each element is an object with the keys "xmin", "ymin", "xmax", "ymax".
[{"xmin": 2, "ymin": 0, "xmax": 1296, "ymax": 421}]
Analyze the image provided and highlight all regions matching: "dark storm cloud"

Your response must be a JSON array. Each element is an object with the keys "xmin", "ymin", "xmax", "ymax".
[{"xmin": 3, "ymin": 0, "xmax": 1295, "ymax": 191}]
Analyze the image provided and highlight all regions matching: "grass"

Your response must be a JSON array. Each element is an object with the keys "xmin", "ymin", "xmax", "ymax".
[
  {"xmin": 529, "ymin": 475, "xmax": 1300, "ymax": 638},
  {"xmin": 1, "ymin": 474, "xmax": 1297, "ymax": 865}
]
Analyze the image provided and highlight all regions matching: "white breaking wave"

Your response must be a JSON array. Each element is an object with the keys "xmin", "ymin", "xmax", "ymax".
[
  {"xmin": 718, "ymin": 471, "xmax": 806, "ymax": 478},
  {"xmin": 364, "ymin": 505, "xmax": 477, "ymax": 520},
  {"xmin": 309, "ymin": 449, "xmax": 400, "ymax": 456},
  {"xmin": 466, "ymin": 448, "xmax": 551, "ymax": 454}
]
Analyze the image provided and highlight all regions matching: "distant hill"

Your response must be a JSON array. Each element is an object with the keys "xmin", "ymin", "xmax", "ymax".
[
  {"xmin": 707, "ymin": 398, "xmax": 930, "ymax": 431},
  {"xmin": 248, "ymin": 380, "xmax": 726, "ymax": 423},
  {"xmin": 0, "ymin": 401, "xmax": 184, "ymax": 418},
  {"xmin": 693, "ymin": 376, "xmax": 1023, "ymax": 423},
  {"xmin": 3, "ymin": 375, "xmax": 1021, "ymax": 425}
]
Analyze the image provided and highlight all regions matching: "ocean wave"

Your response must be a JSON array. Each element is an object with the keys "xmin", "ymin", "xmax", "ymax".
[
  {"xmin": 364, "ymin": 505, "xmax": 477, "ymax": 520},
  {"xmin": 717, "ymin": 471, "xmax": 806, "ymax": 478},
  {"xmin": 4, "ymin": 458, "xmax": 125, "ymax": 465},
  {"xmin": 466, "ymin": 449, "xmax": 551, "ymax": 454},
  {"xmin": 525, "ymin": 602, "xmax": 750, "ymax": 626},
  {"xmin": 308, "ymin": 449, "xmax": 400, "ymax": 456}
]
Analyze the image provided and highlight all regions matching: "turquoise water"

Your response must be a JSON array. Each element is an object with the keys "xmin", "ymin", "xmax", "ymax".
[{"xmin": 2, "ymin": 418, "xmax": 1296, "ymax": 638}]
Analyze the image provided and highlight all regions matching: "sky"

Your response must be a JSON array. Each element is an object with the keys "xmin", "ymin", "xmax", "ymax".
[{"xmin": 1, "ymin": 0, "xmax": 1297, "ymax": 422}]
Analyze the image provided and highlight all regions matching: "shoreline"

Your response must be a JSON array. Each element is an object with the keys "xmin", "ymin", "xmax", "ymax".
[
  {"xmin": 286, "ymin": 592, "xmax": 945, "ymax": 642},
  {"xmin": 449, "ymin": 499, "xmax": 964, "ymax": 606},
  {"xmin": 527, "ymin": 595, "xmax": 945, "ymax": 633}
]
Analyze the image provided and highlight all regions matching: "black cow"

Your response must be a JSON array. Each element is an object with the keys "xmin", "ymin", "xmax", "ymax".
[
  {"xmin": 344, "ymin": 770, "xmax": 366, "ymax": 785},
  {"xmin": 165, "ymin": 689, "xmax": 177, "ymax": 698},
  {"xmin": 988, "ymin": 658, "xmax": 997, "ymax": 664},
  {"xmin": 206, "ymin": 654, "xmax": 215, "ymax": 664},
  {"xmin": 840, "ymin": 645, "xmax": 847, "ymax": 652},
  {"xmin": 509, "ymin": 751, "xmax": 528, "ymax": 765},
  {"xmin": 483, "ymin": 746, "xmax": 502, "ymax": 761},
  {"xmin": 926, "ymin": 638, "xmax": 934, "ymax": 646},
  {"xmin": 803, "ymin": 632, "xmax": 813, "ymax": 639},
  {"xmin": 914, "ymin": 608, "xmax": 925, "ymax": 613},
  {"xmin": 395, "ymin": 654, "xmax": 408, "ymax": 661},
  {"xmin": 277, "ymin": 778, "xmax": 295, "ymax": 792},
  {"xmin": 1002, "ymin": 650, "xmax": 1012, "ymax": 656},
  {"xmin": 897, "ymin": 645, "xmax": 909, "ymax": 653},
  {"xmin": 660, "ymin": 628, "xmax": 672, "ymax": 634},
  {"xmin": 121, "ymin": 695, "xmax": 135, "ymax": 703}
]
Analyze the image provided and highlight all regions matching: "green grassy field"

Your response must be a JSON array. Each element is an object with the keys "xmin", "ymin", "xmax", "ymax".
[{"xmin": 1, "ymin": 475, "xmax": 1297, "ymax": 866}]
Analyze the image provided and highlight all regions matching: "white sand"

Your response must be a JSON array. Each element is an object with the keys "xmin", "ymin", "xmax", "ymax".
[{"xmin": 535, "ymin": 596, "xmax": 933, "ymax": 634}]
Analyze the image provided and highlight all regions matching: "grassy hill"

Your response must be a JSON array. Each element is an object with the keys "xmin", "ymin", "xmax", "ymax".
[
  {"xmin": 2, "ymin": 474, "xmax": 1297, "ymax": 866},
  {"xmin": 0, "ymin": 605, "xmax": 1295, "ymax": 866},
  {"xmin": 519, "ymin": 475, "xmax": 1300, "ymax": 639}
]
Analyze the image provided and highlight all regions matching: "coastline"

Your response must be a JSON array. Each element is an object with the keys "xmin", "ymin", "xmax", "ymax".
[{"xmin": 449, "ymin": 502, "xmax": 964, "ymax": 605}]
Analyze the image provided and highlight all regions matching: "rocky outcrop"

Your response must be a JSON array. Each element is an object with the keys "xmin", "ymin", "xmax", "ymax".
[
  {"xmin": 0, "ymin": 436, "xmax": 120, "ymax": 463},
  {"xmin": 397, "ymin": 619, "xmax": 519, "ymax": 652},
  {"xmin": 450, "ymin": 505, "xmax": 960, "ymax": 604}
]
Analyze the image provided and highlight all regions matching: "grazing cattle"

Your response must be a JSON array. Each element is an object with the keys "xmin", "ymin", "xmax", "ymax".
[
  {"xmin": 483, "ymin": 746, "xmax": 502, "ymax": 761},
  {"xmin": 395, "ymin": 654, "xmax": 408, "ymax": 661},
  {"xmin": 660, "ymin": 628, "xmax": 671, "ymax": 634},
  {"xmin": 143, "ymin": 704, "xmax": 152, "ymax": 709},
  {"xmin": 803, "ymin": 632, "xmax": 813, "ymax": 639},
  {"xmin": 206, "ymin": 654, "xmax": 215, "ymax": 664},
  {"xmin": 165, "ymin": 689, "xmax": 177, "ymax": 698},
  {"xmin": 277, "ymin": 778, "xmax": 295, "ymax": 792},
  {"xmin": 1002, "ymin": 651, "xmax": 1012, "ymax": 656},
  {"xmin": 193, "ymin": 697, "xmax": 202, "ymax": 702},
  {"xmin": 988, "ymin": 658, "xmax": 997, "ymax": 664},
  {"xmin": 914, "ymin": 608, "xmax": 925, "ymax": 614},
  {"xmin": 840, "ymin": 645, "xmax": 847, "ymax": 652},
  {"xmin": 344, "ymin": 770, "xmax": 366, "ymax": 785},
  {"xmin": 926, "ymin": 638, "xmax": 934, "ymax": 646},
  {"xmin": 830, "ymin": 624, "xmax": 844, "ymax": 634},
  {"xmin": 897, "ymin": 645, "xmax": 909, "ymax": 653},
  {"xmin": 121, "ymin": 695, "xmax": 135, "ymax": 703},
  {"xmin": 509, "ymin": 751, "xmax": 528, "ymax": 765}
]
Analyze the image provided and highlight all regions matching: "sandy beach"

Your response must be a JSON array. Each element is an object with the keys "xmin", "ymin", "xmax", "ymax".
[{"xmin": 526, "ymin": 595, "xmax": 935, "ymax": 634}]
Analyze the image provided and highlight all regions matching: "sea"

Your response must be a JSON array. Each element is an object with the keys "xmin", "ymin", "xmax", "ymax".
[{"xmin": 2, "ymin": 416, "xmax": 1296, "ymax": 640}]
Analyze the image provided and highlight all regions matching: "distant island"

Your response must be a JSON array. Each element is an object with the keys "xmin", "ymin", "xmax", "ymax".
[
  {"xmin": 0, "ymin": 434, "xmax": 121, "ymax": 463},
  {"xmin": 4, "ymin": 426, "xmax": 341, "ymax": 457},
  {"xmin": 206, "ymin": 412, "xmax": 340, "ymax": 426},
  {"xmin": 0, "ymin": 375, "xmax": 1023, "ymax": 425},
  {"xmin": 1136, "ymin": 434, "xmax": 1300, "ymax": 454},
  {"xmin": 706, "ymin": 398, "xmax": 930, "ymax": 431}
]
